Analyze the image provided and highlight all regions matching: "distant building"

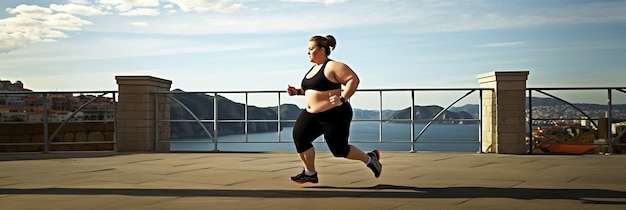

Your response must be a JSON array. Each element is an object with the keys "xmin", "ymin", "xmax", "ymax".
[
  {"xmin": 0, "ymin": 106, "xmax": 85, "ymax": 123},
  {"xmin": 0, "ymin": 107, "xmax": 29, "ymax": 122},
  {"xmin": 1, "ymin": 79, "xmax": 32, "ymax": 106},
  {"xmin": 0, "ymin": 79, "xmax": 26, "ymax": 91}
]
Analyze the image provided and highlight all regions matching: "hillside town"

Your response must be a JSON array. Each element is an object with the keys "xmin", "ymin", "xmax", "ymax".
[
  {"xmin": 529, "ymin": 105, "xmax": 626, "ymax": 124},
  {"xmin": 0, "ymin": 79, "xmax": 115, "ymax": 123}
]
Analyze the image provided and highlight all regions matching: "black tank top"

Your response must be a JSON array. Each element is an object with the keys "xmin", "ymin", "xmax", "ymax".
[{"xmin": 301, "ymin": 59, "xmax": 341, "ymax": 91}]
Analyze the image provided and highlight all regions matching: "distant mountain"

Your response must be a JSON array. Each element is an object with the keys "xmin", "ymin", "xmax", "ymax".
[
  {"xmin": 353, "ymin": 108, "xmax": 379, "ymax": 119},
  {"xmin": 387, "ymin": 105, "xmax": 476, "ymax": 124},
  {"xmin": 352, "ymin": 109, "xmax": 398, "ymax": 120},
  {"xmin": 449, "ymin": 104, "xmax": 479, "ymax": 118},
  {"xmin": 270, "ymin": 104, "xmax": 302, "ymax": 127},
  {"xmin": 169, "ymin": 90, "xmax": 281, "ymax": 139}
]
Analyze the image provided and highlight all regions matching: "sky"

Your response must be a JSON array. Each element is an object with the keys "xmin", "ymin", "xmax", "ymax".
[{"xmin": 1, "ymin": 0, "xmax": 625, "ymax": 108}]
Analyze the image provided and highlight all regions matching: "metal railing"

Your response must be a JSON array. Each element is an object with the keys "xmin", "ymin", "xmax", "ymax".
[
  {"xmin": 155, "ymin": 88, "xmax": 492, "ymax": 152},
  {"xmin": 0, "ymin": 91, "xmax": 118, "ymax": 153},
  {"xmin": 527, "ymin": 87, "xmax": 626, "ymax": 154}
]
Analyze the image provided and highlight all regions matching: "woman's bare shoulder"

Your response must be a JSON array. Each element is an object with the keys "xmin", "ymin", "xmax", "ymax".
[
  {"xmin": 329, "ymin": 59, "xmax": 345, "ymax": 65},
  {"xmin": 328, "ymin": 60, "xmax": 351, "ymax": 70}
]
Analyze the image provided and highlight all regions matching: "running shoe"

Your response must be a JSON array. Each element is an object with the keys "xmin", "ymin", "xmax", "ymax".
[
  {"xmin": 290, "ymin": 170, "xmax": 319, "ymax": 184},
  {"xmin": 367, "ymin": 149, "xmax": 382, "ymax": 178}
]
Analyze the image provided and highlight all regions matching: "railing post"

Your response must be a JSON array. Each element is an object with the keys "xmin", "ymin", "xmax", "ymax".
[
  {"xmin": 43, "ymin": 93, "xmax": 49, "ymax": 153},
  {"xmin": 113, "ymin": 92, "xmax": 118, "ymax": 152},
  {"xmin": 245, "ymin": 93, "xmax": 249, "ymax": 143},
  {"xmin": 213, "ymin": 93, "xmax": 219, "ymax": 152},
  {"xmin": 478, "ymin": 90, "xmax": 484, "ymax": 153},
  {"xmin": 410, "ymin": 90, "xmax": 416, "ymax": 153},
  {"xmin": 477, "ymin": 71, "xmax": 529, "ymax": 154},
  {"xmin": 527, "ymin": 90, "xmax": 533, "ymax": 154},
  {"xmin": 154, "ymin": 91, "xmax": 159, "ymax": 151},
  {"xmin": 277, "ymin": 92, "xmax": 281, "ymax": 142},
  {"xmin": 607, "ymin": 89, "xmax": 613, "ymax": 154},
  {"xmin": 378, "ymin": 91, "xmax": 383, "ymax": 143}
]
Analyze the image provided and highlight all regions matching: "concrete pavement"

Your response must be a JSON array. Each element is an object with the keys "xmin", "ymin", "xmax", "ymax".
[{"xmin": 1, "ymin": 152, "xmax": 625, "ymax": 209}]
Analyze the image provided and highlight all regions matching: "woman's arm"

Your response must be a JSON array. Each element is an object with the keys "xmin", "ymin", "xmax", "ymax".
[{"xmin": 332, "ymin": 62, "xmax": 360, "ymax": 100}]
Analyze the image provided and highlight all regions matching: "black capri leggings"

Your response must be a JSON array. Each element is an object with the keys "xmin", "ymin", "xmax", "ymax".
[{"xmin": 292, "ymin": 102, "xmax": 353, "ymax": 157}]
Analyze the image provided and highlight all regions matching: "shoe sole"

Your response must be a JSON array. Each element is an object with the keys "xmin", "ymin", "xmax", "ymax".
[{"xmin": 289, "ymin": 177, "xmax": 318, "ymax": 184}]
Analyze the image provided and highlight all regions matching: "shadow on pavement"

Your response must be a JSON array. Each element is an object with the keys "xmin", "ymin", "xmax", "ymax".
[{"xmin": 2, "ymin": 184, "xmax": 625, "ymax": 205}]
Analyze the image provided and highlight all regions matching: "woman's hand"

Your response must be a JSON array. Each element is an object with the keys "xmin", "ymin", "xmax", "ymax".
[
  {"xmin": 328, "ymin": 92, "xmax": 344, "ymax": 106},
  {"xmin": 287, "ymin": 85, "xmax": 300, "ymax": 96}
]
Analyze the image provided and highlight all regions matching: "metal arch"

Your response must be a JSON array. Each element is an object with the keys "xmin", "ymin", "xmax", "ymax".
[
  {"xmin": 47, "ymin": 92, "xmax": 114, "ymax": 152},
  {"xmin": 168, "ymin": 95, "xmax": 214, "ymax": 141},
  {"xmin": 533, "ymin": 90, "xmax": 600, "ymax": 130},
  {"xmin": 412, "ymin": 90, "xmax": 476, "ymax": 149}
]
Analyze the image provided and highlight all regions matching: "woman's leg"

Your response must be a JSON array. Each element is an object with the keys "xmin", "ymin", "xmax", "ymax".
[
  {"xmin": 346, "ymin": 145, "xmax": 368, "ymax": 163},
  {"xmin": 299, "ymin": 147, "xmax": 316, "ymax": 172},
  {"xmin": 322, "ymin": 103, "xmax": 382, "ymax": 177},
  {"xmin": 292, "ymin": 111, "xmax": 323, "ymax": 172}
]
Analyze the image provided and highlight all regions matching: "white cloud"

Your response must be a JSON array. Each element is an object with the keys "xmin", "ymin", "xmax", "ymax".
[
  {"xmin": 131, "ymin": 22, "xmax": 149, "ymax": 26},
  {"xmin": 69, "ymin": 0, "xmax": 92, "ymax": 5},
  {"xmin": 98, "ymin": 0, "xmax": 160, "ymax": 12},
  {"xmin": 164, "ymin": 0, "xmax": 245, "ymax": 13},
  {"xmin": 6, "ymin": 4, "xmax": 53, "ymax": 18},
  {"xmin": 1, "ymin": 4, "xmax": 92, "ymax": 53},
  {"xmin": 162, "ymin": 4, "xmax": 177, "ymax": 14},
  {"xmin": 94, "ymin": 0, "xmax": 247, "ymax": 14},
  {"xmin": 282, "ymin": 0, "xmax": 348, "ymax": 5},
  {"xmin": 120, "ymin": 8, "xmax": 160, "ymax": 16},
  {"xmin": 0, "ymin": 31, "xmax": 36, "ymax": 53},
  {"xmin": 50, "ymin": 4, "xmax": 108, "ymax": 16},
  {"xmin": 45, "ymin": 13, "xmax": 92, "ymax": 31}
]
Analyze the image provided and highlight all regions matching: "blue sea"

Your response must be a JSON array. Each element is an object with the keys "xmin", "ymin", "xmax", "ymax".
[{"xmin": 170, "ymin": 122, "xmax": 481, "ymax": 152}]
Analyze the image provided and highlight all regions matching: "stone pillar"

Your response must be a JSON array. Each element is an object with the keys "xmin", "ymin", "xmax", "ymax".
[
  {"xmin": 116, "ymin": 76, "xmax": 171, "ymax": 152},
  {"xmin": 477, "ymin": 71, "xmax": 529, "ymax": 154}
]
